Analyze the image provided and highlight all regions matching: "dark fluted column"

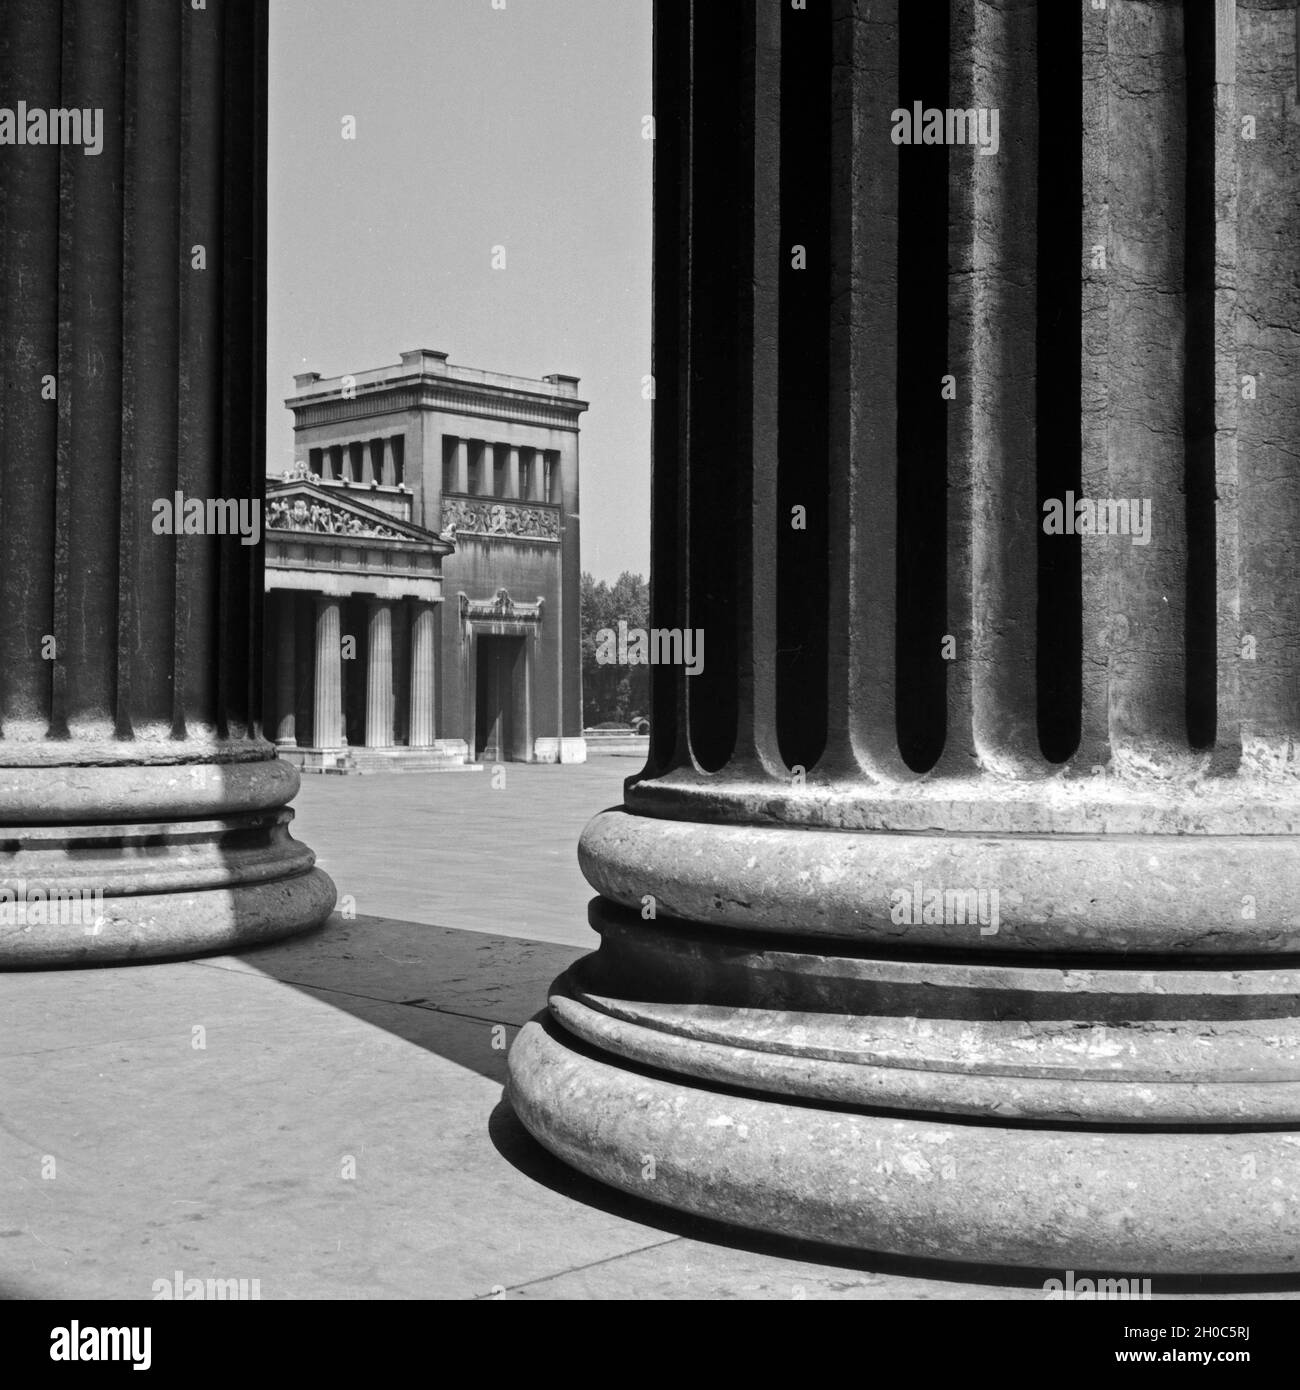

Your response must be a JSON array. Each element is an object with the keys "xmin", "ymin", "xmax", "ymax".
[
  {"xmin": 509, "ymin": 0, "xmax": 1300, "ymax": 1274},
  {"xmin": 0, "ymin": 0, "xmax": 334, "ymax": 965}
]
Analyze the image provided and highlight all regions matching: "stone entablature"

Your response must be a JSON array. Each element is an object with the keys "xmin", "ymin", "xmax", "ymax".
[
  {"xmin": 460, "ymin": 589, "xmax": 544, "ymax": 625},
  {"xmin": 295, "ymin": 387, "xmax": 584, "ymax": 434},
  {"xmin": 440, "ymin": 496, "xmax": 561, "ymax": 541},
  {"xmin": 266, "ymin": 538, "xmax": 443, "ymax": 600},
  {"xmin": 296, "ymin": 348, "xmax": 580, "ymax": 396},
  {"xmin": 291, "ymin": 360, "xmax": 588, "ymax": 435}
]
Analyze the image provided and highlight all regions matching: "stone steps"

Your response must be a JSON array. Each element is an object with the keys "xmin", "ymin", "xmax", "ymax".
[
  {"xmin": 287, "ymin": 749, "xmax": 482, "ymax": 775},
  {"xmin": 336, "ymin": 751, "xmax": 479, "ymax": 775}
]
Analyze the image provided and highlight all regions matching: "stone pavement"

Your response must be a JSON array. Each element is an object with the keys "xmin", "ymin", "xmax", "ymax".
[
  {"xmin": 290, "ymin": 760, "xmax": 631, "ymax": 952},
  {"xmin": 0, "ymin": 764, "xmax": 1292, "ymax": 1299}
]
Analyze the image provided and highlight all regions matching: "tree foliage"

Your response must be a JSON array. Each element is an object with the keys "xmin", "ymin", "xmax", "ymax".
[{"xmin": 580, "ymin": 570, "xmax": 649, "ymax": 728}]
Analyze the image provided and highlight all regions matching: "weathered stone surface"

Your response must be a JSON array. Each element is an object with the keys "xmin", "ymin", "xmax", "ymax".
[
  {"xmin": 581, "ymin": 808, "xmax": 1300, "ymax": 952},
  {"xmin": 508, "ymin": 0, "xmax": 1300, "ymax": 1273},
  {"xmin": 510, "ymin": 1016, "xmax": 1300, "ymax": 1275},
  {"xmin": 0, "ymin": 0, "xmax": 333, "ymax": 965}
]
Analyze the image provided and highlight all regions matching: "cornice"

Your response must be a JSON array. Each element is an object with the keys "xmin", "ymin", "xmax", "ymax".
[{"xmin": 287, "ymin": 379, "xmax": 588, "ymax": 434}]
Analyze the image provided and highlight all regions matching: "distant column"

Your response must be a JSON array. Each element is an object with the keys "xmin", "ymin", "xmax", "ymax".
[
  {"xmin": 507, "ymin": 446, "xmax": 522, "ymax": 499},
  {"xmin": 365, "ymin": 599, "xmax": 394, "ymax": 747},
  {"xmin": 409, "ymin": 602, "xmax": 437, "ymax": 747},
  {"xmin": 274, "ymin": 591, "xmax": 297, "ymax": 748},
  {"xmin": 313, "ymin": 597, "xmax": 343, "ymax": 749},
  {"xmin": 454, "ymin": 438, "xmax": 470, "ymax": 493}
]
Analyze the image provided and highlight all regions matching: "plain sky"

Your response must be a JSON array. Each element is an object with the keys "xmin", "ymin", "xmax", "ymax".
[{"xmin": 267, "ymin": 0, "xmax": 652, "ymax": 582}]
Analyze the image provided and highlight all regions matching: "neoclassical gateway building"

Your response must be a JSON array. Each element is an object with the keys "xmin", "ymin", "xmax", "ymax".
[{"xmin": 262, "ymin": 349, "xmax": 587, "ymax": 770}]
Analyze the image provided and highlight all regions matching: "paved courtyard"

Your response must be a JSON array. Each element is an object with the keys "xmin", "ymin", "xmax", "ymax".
[{"xmin": 0, "ymin": 763, "xmax": 1292, "ymax": 1300}]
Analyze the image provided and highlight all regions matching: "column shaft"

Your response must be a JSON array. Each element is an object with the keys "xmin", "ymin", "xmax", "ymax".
[
  {"xmin": 508, "ymin": 0, "xmax": 1300, "ymax": 1276},
  {"xmin": 313, "ymin": 597, "xmax": 343, "ymax": 749},
  {"xmin": 0, "ymin": 0, "xmax": 333, "ymax": 966},
  {"xmin": 365, "ymin": 598, "xmax": 394, "ymax": 748},
  {"xmin": 409, "ymin": 602, "xmax": 437, "ymax": 747}
]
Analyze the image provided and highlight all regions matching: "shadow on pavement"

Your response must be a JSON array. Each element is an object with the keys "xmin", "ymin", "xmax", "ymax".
[
  {"xmin": 235, "ymin": 911, "xmax": 1300, "ymax": 1298},
  {"xmin": 229, "ymin": 910, "xmax": 586, "ymax": 1084}
]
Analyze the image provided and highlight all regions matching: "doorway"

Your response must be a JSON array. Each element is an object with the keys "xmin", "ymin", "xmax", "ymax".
[{"xmin": 475, "ymin": 635, "xmax": 528, "ymax": 762}]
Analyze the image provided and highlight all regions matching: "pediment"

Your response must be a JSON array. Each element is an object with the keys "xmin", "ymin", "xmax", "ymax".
[{"xmin": 267, "ymin": 473, "xmax": 451, "ymax": 549}]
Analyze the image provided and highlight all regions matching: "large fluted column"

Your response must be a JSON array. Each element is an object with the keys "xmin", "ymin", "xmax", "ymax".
[
  {"xmin": 509, "ymin": 0, "xmax": 1300, "ymax": 1274},
  {"xmin": 0, "ymin": 0, "xmax": 334, "ymax": 966},
  {"xmin": 409, "ymin": 601, "xmax": 437, "ymax": 747},
  {"xmin": 364, "ymin": 599, "xmax": 394, "ymax": 748}
]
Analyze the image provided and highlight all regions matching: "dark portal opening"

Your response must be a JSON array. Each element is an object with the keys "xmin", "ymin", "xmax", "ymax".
[
  {"xmin": 475, "ymin": 634, "xmax": 527, "ymax": 762},
  {"xmin": 342, "ymin": 596, "xmax": 366, "ymax": 748}
]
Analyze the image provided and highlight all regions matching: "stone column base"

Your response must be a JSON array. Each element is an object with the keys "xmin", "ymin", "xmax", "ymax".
[
  {"xmin": 507, "ymin": 817, "xmax": 1300, "ymax": 1274},
  {"xmin": 0, "ymin": 757, "xmax": 336, "ymax": 967},
  {"xmin": 510, "ymin": 1005, "xmax": 1300, "ymax": 1275}
]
